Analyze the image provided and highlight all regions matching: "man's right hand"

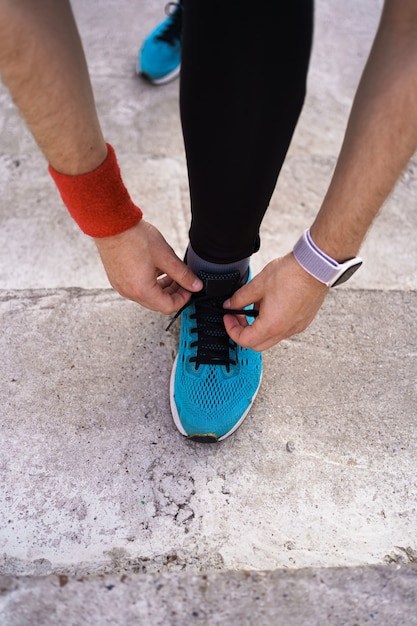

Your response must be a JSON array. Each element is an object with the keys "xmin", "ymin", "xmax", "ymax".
[{"xmin": 94, "ymin": 220, "xmax": 203, "ymax": 314}]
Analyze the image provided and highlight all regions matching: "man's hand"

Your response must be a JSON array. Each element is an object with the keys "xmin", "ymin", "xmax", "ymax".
[
  {"xmin": 223, "ymin": 253, "xmax": 328, "ymax": 351},
  {"xmin": 94, "ymin": 220, "xmax": 202, "ymax": 314}
]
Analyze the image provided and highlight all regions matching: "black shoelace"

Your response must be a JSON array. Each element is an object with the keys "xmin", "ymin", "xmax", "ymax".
[
  {"xmin": 157, "ymin": 2, "xmax": 183, "ymax": 45},
  {"xmin": 167, "ymin": 293, "xmax": 258, "ymax": 371}
]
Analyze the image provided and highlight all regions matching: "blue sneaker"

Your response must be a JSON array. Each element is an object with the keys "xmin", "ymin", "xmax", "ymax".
[
  {"xmin": 138, "ymin": 2, "xmax": 183, "ymax": 85},
  {"xmin": 169, "ymin": 269, "xmax": 262, "ymax": 443}
]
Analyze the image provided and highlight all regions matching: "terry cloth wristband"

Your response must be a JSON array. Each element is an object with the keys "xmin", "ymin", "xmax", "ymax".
[{"xmin": 48, "ymin": 143, "xmax": 143, "ymax": 238}]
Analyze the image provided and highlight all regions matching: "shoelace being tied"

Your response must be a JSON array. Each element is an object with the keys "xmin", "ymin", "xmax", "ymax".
[
  {"xmin": 157, "ymin": 2, "xmax": 183, "ymax": 45},
  {"xmin": 167, "ymin": 292, "xmax": 258, "ymax": 371}
]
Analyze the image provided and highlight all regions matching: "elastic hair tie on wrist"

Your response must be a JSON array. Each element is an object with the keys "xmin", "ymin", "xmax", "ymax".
[{"xmin": 48, "ymin": 143, "xmax": 143, "ymax": 238}]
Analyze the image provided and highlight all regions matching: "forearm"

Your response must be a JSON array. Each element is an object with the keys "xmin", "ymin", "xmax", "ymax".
[
  {"xmin": 0, "ymin": 0, "xmax": 204, "ymax": 313},
  {"xmin": 0, "ymin": 0, "xmax": 106, "ymax": 173},
  {"xmin": 310, "ymin": 0, "xmax": 417, "ymax": 260}
]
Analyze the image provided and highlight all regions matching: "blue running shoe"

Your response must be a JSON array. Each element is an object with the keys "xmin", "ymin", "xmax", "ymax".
[
  {"xmin": 169, "ymin": 269, "xmax": 262, "ymax": 443},
  {"xmin": 138, "ymin": 2, "xmax": 183, "ymax": 85}
]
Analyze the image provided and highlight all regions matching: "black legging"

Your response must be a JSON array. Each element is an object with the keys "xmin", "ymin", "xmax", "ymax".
[{"xmin": 180, "ymin": 0, "xmax": 314, "ymax": 263}]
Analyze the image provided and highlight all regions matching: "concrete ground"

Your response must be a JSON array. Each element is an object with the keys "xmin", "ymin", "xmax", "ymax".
[{"xmin": 1, "ymin": 0, "xmax": 417, "ymax": 623}]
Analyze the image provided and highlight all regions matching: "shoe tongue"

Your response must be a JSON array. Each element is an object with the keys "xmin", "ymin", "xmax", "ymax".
[{"xmin": 198, "ymin": 270, "xmax": 241, "ymax": 298}]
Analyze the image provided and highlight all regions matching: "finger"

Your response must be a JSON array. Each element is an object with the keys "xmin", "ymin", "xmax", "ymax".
[
  {"xmin": 225, "ymin": 311, "xmax": 288, "ymax": 352},
  {"xmin": 160, "ymin": 254, "xmax": 203, "ymax": 293},
  {"xmin": 223, "ymin": 278, "xmax": 263, "ymax": 311},
  {"xmin": 157, "ymin": 273, "xmax": 173, "ymax": 289},
  {"xmin": 223, "ymin": 313, "xmax": 246, "ymax": 337},
  {"xmin": 223, "ymin": 314, "xmax": 262, "ymax": 349},
  {"xmin": 232, "ymin": 313, "xmax": 249, "ymax": 328},
  {"xmin": 158, "ymin": 275, "xmax": 193, "ymax": 296},
  {"xmin": 149, "ymin": 268, "xmax": 196, "ymax": 311},
  {"xmin": 158, "ymin": 274, "xmax": 195, "ymax": 305},
  {"xmin": 136, "ymin": 282, "xmax": 191, "ymax": 315},
  {"xmin": 164, "ymin": 287, "xmax": 193, "ymax": 311}
]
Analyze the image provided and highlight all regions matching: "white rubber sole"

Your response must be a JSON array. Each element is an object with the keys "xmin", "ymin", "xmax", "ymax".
[{"xmin": 137, "ymin": 63, "xmax": 181, "ymax": 85}]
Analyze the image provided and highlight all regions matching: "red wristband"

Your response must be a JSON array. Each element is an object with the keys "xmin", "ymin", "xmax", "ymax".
[{"xmin": 48, "ymin": 143, "xmax": 143, "ymax": 237}]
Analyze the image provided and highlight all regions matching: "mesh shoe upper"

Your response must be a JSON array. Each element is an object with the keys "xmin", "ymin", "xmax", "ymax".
[{"xmin": 169, "ymin": 269, "xmax": 262, "ymax": 442}]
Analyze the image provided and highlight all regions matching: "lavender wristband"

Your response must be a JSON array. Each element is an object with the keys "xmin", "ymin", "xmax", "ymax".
[{"xmin": 293, "ymin": 229, "xmax": 362, "ymax": 287}]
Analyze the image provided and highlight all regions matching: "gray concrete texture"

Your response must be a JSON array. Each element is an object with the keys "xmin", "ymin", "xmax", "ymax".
[
  {"xmin": 1, "ymin": 565, "xmax": 417, "ymax": 626},
  {"xmin": 1, "ymin": 0, "xmax": 417, "ymax": 622},
  {"xmin": 1, "ymin": 285, "xmax": 417, "ymax": 577}
]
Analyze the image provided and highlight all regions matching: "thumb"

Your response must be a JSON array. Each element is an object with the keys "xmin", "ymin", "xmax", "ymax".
[
  {"xmin": 223, "ymin": 277, "xmax": 262, "ymax": 311},
  {"xmin": 161, "ymin": 251, "xmax": 203, "ymax": 293}
]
